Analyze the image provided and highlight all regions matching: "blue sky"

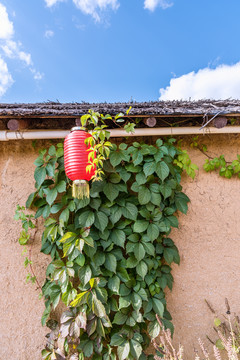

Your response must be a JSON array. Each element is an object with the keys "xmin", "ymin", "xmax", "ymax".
[{"xmin": 0, "ymin": 0, "xmax": 240, "ymax": 103}]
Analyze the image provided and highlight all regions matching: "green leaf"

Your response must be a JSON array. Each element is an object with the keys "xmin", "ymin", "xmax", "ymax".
[
  {"xmin": 122, "ymin": 202, "xmax": 138, "ymax": 220},
  {"xmin": 152, "ymin": 297, "xmax": 164, "ymax": 317},
  {"xmin": 136, "ymin": 172, "xmax": 147, "ymax": 185},
  {"xmin": 42, "ymin": 205, "xmax": 51, "ymax": 219},
  {"xmin": 113, "ymin": 312, "xmax": 128, "ymax": 325},
  {"xmin": 110, "ymin": 334, "xmax": 125, "ymax": 346},
  {"xmin": 70, "ymin": 291, "xmax": 89, "ymax": 307},
  {"xmin": 75, "ymin": 254, "xmax": 85, "ymax": 266},
  {"xmin": 62, "ymin": 287, "xmax": 77, "ymax": 306},
  {"xmin": 126, "ymin": 256, "xmax": 138, "ymax": 268},
  {"xmin": 110, "ymin": 208, "xmax": 122, "ymax": 224},
  {"xmin": 130, "ymin": 339, "xmax": 142, "ymax": 359},
  {"xmin": 108, "ymin": 275, "xmax": 120, "ymax": 294},
  {"xmin": 136, "ymin": 261, "xmax": 148, "ymax": 279},
  {"xmin": 124, "ymin": 122, "xmax": 136, "ymax": 134},
  {"xmin": 41, "ymin": 349, "xmax": 52, "ymax": 359},
  {"xmin": 148, "ymin": 320, "xmax": 160, "ymax": 338},
  {"xmin": 46, "ymin": 163, "xmax": 55, "ymax": 177},
  {"xmin": 118, "ymin": 267, "xmax": 130, "ymax": 282},
  {"xmin": 34, "ymin": 157, "xmax": 45, "ymax": 167},
  {"xmin": 109, "ymin": 151, "xmax": 123, "ymax": 167},
  {"xmin": 50, "ymin": 286, "xmax": 61, "ymax": 310},
  {"xmin": 110, "ymin": 229, "xmax": 126, "ymax": 248},
  {"xmin": 214, "ymin": 318, "xmax": 221, "ymax": 327},
  {"xmin": 138, "ymin": 288, "xmax": 148, "ymax": 301},
  {"xmin": 143, "ymin": 242, "xmax": 155, "ymax": 256},
  {"xmin": 163, "ymin": 248, "xmax": 176, "ymax": 264},
  {"xmin": 175, "ymin": 192, "xmax": 190, "ymax": 214},
  {"xmin": 151, "ymin": 192, "xmax": 161, "ymax": 206},
  {"xmin": 134, "ymin": 243, "xmax": 145, "ymax": 261},
  {"xmin": 78, "ymin": 211, "xmax": 95, "ymax": 227},
  {"xmin": 59, "ymin": 208, "xmax": 69, "ymax": 224},
  {"xmin": 109, "ymin": 173, "xmax": 121, "ymax": 183},
  {"xmin": 216, "ymin": 339, "xmax": 225, "ymax": 350},
  {"xmin": 45, "ymin": 218, "xmax": 56, "ymax": 227},
  {"xmin": 103, "ymin": 183, "xmax": 119, "ymax": 202},
  {"xmin": 126, "ymin": 316, "xmax": 136, "ymax": 326},
  {"xmin": 133, "ymin": 220, "xmax": 149, "ymax": 233},
  {"xmin": 160, "ymin": 184, "xmax": 172, "ymax": 199},
  {"xmin": 92, "ymin": 294, "xmax": 107, "ymax": 318},
  {"xmin": 126, "ymin": 241, "xmax": 135, "ymax": 254},
  {"xmin": 46, "ymin": 188, "xmax": 58, "ymax": 205},
  {"xmin": 48, "ymin": 145, "xmax": 56, "ymax": 156},
  {"xmin": 95, "ymin": 211, "xmax": 108, "ymax": 232},
  {"xmin": 132, "ymin": 292, "xmax": 142, "ymax": 310},
  {"xmin": 79, "ymin": 265, "xmax": 92, "ymax": 286},
  {"xmin": 105, "ymin": 253, "xmax": 117, "ymax": 273},
  {"xmin": 56, "ymin": 180, "xmax": 66, "ymax": 193},
  {"xmin": 154, "ymin": 149, "xmax": 163, "ymax": 162},
  {"xmin": 26, "ymin": 192, "xmax": 36, "ymax": 208},
  {"xmin": 167, "ymin": 215, "xmax": 178, "ymax": 228},
  {"xmin": 51, "ymin": 202, "xmax": 63, "ymax": 214},
  {"xmin": 83, "ymin": 340, "xmax": 94, "ymax": 358},
  {"xmin": 132, "ymin": 151, "xmax": 143, "ymax": 166},
  {"xmin": 41, "ymin": 305, "xmax": 51, "ymax": 326},
  {"xmin": 147, "ymin": 223, "xmax": 160, "ymax": 241},
  {"xmin": 119, "ymin": 296, "xmax": 131, "ymax": 309},
  {"xmin": 60, "ymin": 232, "xmax": 76, "ymax": 243},
  {"xmin": 126, "ymin": 163, "xmax": 141, "ymax": 173},
  {"xmin": 84, "ymin": 236, "xmax": 94, "ymax": 247},
  {"xmin": 138, "ymin": 187, "xmax": 151, "ymax": 205},
  {"xmin": 119, "ymin": 284, "xmax": 131, "ymax": 296},
  {"xmin": 156, "ymin": 162, "xmax": 169, "ymax": 181},
  {"xmin": 143, "ymin": 162, "xmax": 156, "ymax": 177},
  {"xmin": 34, "ymin": 166, "xmax": 46, "ymax": 187},
  {"xmin": 56, "ymin": 147, "xmax": 64, "ymax": 158},
  {"xmin": 117, "ymin": 341, "xmax": 130, "ymax": 360},
  {"xmin": 93, "ymin": 252, "xmax": 105, "ymax": 267}
]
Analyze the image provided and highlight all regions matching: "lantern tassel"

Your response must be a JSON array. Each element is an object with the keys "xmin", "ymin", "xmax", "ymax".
[{"xmin": 72, "ymin": 180, "xmax": 89, "ymax": 199}]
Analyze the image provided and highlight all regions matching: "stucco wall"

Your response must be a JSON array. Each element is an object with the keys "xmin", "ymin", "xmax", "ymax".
[{"xmin": 1, "ymin": 135, "xmax": 240, "ymax": 359}]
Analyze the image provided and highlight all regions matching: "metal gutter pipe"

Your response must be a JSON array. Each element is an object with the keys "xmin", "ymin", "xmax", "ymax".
[{"xmin": 0, "ymin": 126, "xmax": 240, "ymax": 141}]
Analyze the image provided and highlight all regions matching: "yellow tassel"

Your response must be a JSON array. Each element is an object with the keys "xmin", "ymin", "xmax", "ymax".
[{"xmin": 72, "ymin": 180, "xmax": 89, "ymax": 199}]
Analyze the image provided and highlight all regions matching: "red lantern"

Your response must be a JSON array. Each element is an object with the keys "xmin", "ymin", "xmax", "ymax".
[{"xmin": 64, "ymin": 127, "xmax": 96, "ymax": 199}]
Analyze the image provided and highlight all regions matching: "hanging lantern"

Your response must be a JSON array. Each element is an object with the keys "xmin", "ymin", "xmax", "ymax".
[{"xmin": 64, "ymin": 127, "xmax": 96, "ymax": 199}]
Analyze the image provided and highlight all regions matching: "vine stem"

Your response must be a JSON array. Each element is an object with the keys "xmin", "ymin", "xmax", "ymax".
[
  {"xmin": 28, "ymin": 220, "xmax": 41, "ymax": 291},
  {"xmin": 198, "ymin": 147, "xmax": 214, "ymax": 160},
  {"xmin": 198, "ymin": 147, "xmax": 232, "ymax": 164},
  {"xmin": 111, "ymin": 118, "xmax": 123, "ymax": 128}
]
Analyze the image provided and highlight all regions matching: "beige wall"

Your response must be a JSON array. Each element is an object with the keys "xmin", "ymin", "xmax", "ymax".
[{"xmin": 1, "ymin": 135, "xmax": 240, "ymax": 359}]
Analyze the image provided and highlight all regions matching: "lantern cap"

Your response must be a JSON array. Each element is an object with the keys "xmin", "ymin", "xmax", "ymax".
[{"xmin": 70, "ymin": 126, "xmax": 86, "ymax": 132}]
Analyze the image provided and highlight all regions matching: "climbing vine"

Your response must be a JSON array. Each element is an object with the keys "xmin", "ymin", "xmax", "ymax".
[
  {"xmin": 15, "ymin": 111, "xmax": 193, "ymax": 360},
  {"xmin": 190, "ymin": 135, "xmax": 240, "ymax": 179}
]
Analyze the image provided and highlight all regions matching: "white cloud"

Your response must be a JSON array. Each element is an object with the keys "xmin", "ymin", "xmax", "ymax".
[
  {"xmin": 1, "ymin": 39, "xmax": 17, "ymax": 57},
  {"xmin": 30, "ymin": 68, "xmax": 44, "ymax": 80},
  {"xmin": 18, "ymin": 50, "xmax": 32, "ymax": 66},
  {"xmin": 45, "ymin": 29, "xmax": 54, "ymax": 38},
  {"xmin": 0, "ymin": 56, "xmax": 13, "ymax": 97},
  {"xmin": 0, "ymin": 2, "xmax": 43, "ymax": 97},
  {"xmin": 45, "ymin": 0, "xmax": 119, "ymax": 21},
  {"xmin": 1, "ymin": 39, "xmax": 33, "ymax": 66},
  {"xmin": 45, "ymin": 0, "xmax": 172, "ymax": 16},
  {"xmin": 144, "ymin": 0, "xmax": 173, "ymax": 11},
  {"xmin": 159, "ymin": 63, "xmax": 240, "ymax": 100},
  {"xmin": 0, "ymin": 3, "xmax": 14, "ymax": 39},
  {"xmin": 45, "ymin": 0, "xmax": 65, "ymax": 7},
  {"xmin": 72, "ymin": 0, "xmax": 119, "ymax": 21}
]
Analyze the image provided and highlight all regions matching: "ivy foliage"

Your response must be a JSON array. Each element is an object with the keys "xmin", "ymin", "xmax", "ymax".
[
  {"xmin": 190, "ymin": 135, "xmax": 240, "ymax": 179},
  {"xmin": 19, "ymin": 136, "xmax": 190, "ymax": 360},
  {"xmin": 203, "ymin": 155, "xmax": 240, "ymax": 179}
]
